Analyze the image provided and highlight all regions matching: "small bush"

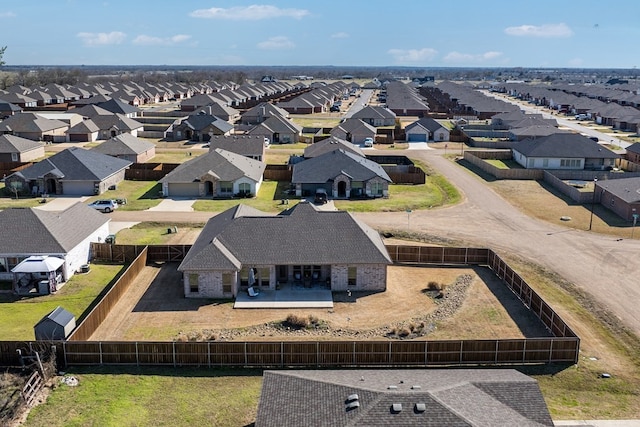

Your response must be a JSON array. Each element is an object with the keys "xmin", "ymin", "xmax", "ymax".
[
  {"xmin": 284, "ymin": 314, "xmax": 309, "ymax": 329},
  {"xmin": 397, "ymin": 328, "xmax": 411, "ymax": 337},
  {"xmin": 427, "ymin": 281, "xmax": 442, "ymax": 291}
]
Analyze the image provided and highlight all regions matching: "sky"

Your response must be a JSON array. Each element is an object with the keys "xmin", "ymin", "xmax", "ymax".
[{"xmin": 1, "ymin": 0, "xmax": 639, "ymax": 68}]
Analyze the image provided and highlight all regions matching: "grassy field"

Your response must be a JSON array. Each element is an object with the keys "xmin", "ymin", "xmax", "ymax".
[
  {"xmin": 0, "ymin": 264, "xmax": 123, "ymax": 340},
  {"xmin": 24, "ymin": 367, "xmax": 262, "ymax": 427},
  {"xmin": 192, "ymin": 180, "xmax": 299, "ymax": 213},
  {"xmin": 115, "ymin": 222, "xmax": 205, "ymax": 245},
  {"xmin": 86, "ymin": 181, "xmax": 163, "ymax": 211}
]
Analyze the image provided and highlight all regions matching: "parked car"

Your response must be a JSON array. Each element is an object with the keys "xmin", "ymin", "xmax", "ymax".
[
  {"xmin": 363, "ymin": 137, "xmax": 374, "ymax": 147},
  {"xmin": 87, "ymin": 199, "xmax": 118, "ymax": 213},
  {"xmin": 314, "ymin": 188, "xmax": 328, "ymax": 204},
  {"xmin": 330, "ymin": 105, "xmax": 340, "ymax": 112}
]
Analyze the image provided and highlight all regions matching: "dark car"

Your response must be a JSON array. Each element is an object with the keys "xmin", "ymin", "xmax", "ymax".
[
  {"xmin": 330, "ymin": 105, "xmax": 340, "ymax": 112},
  {"xmin": 314, "ymin": 188, "xmax": 328, "ymax": 204}
]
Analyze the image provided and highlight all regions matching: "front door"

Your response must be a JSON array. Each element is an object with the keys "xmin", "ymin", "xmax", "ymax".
[
  {"xmin": 338, "ymin": 181, "xmax": 347, "ymax": 198},
  {"xmin": 276, "ymin": 265, "xmax": 287, "ymax": 283}
]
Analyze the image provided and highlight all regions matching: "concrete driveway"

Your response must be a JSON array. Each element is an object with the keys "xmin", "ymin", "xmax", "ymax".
[
  {"xmin": 34, "ymin": 196, "xmax": 90, "ymax": 211},
  {"xmin": 147, "ymin": 198, "xmax": 195, "ymax": 212}
]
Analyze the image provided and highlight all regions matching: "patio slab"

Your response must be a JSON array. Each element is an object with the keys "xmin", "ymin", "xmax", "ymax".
[{"xmin": 234, "ymin": 285, "xmax": 333, "ymax": 309}]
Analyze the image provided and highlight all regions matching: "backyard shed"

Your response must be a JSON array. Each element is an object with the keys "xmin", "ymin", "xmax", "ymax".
[{"xmin": 34, "ymin": 306, "xmax": 76, "ymax": 340}]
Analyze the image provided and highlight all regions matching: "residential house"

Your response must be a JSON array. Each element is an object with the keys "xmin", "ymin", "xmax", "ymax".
[
  {"xmin": 159, "ymin": 148, "xmax": 265, "ymax": 198},
  {"xmin": 88, "ymin": 114, "xmax": 145, "ymax": 139},
  {"xmin": 303, "ymin": 136, "xmax": 364, "ymax": 159},
  {"xmin": 178, "ymin": 202, "xmax": 392, "ymax": 298},
  {"xmin": 292, "ymin": 149, "xmax": 391, "ymax": 199},
  {"xmin": 247, "ymin": 114, "xmax": 302, "ymax": 144},
  {"xmin": 625, "ymin": 142, "xmax": 640, "ymax": 164},
  {"xmin": 65, "ymin": 119, "xmax": 101, "ymax": 142},
  {"xmin": 511, "ymin": 133, "xmax": 619, "ymax": 170},
  {"xmin": 172, "ymin": 111, "xmax": 234, "ymax": 142},
  {"xmin": 255, "ymin": 369, "xmax": 554, "ymax": 427},
  {"xmin": 180, "ymin": 94, "xmax": 232, "ymax": 112},
  {"xmin": 0, "ymin": 134, "xmax": 45, "ymax": 162},
  {"xmin": 91, "ymin": 133, "xmax": 156, "ymax": 163},
  {"xmin": 196, "ymin": 103, "xmax": 240, "ymax": 123},
  {"xmin": 207, "ymin": 135, "xmax": 266, "ymax": 161},
  {"xmin": 404, "ymin": 117, "xmax": 450, "ymax": 142},
  {"xmin": 0, "ymin": 112, "xmax": 69, "ymax": 142},
  {"xmin": 5, "ymin": 147, "xmax": 132, "ymax": 196},
  {"xmin": 0, "ymin": 203, "xmax": 110, "ymax": 288},
  {"xmin": 240, "ymin": 102, "xmax": 290, "ymax": 125},
  {"xmin": 351, "ymin": 106, "xmax": 397, "ymax": 127},
  {"xmin": 595, "ymin": 177, "xmax": 640, "ymax": 221},
  {"xmin": 330, "ymin": 119, "xmax": 377, "ymax": 144},
  {"xmin": 508, "ymin": 126, "xmax": 569, "ymax": 141},
  {"xmin": 0, "ymin": 99, "xmax": 23, "ymax": 117}
]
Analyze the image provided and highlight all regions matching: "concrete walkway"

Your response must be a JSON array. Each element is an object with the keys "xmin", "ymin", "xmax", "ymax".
[
  {"xmin": 34, "ymin": 196, "xmax": 89, "ymax": 211},
  {"xmin": 234, "ymin": 284, "xmax": 333, "ymax": 309}
]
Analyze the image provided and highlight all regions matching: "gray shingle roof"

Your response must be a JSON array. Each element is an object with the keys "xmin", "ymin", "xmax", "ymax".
[
  {"xmin": 0, "ymin": 202, "xmax": 109, "ymax": 254},
  {"xmin": 256, "ymin": 369, "xmax": 554, "ymax": 427},
  {"xmin": 405, "ymin": 117, "xmax": 447, "ymax": 133},
  {"xmin": 512, "ymin": 133, "xmax": 620, "ymax": 159},
  {"xmin": 0, "ymin": 134, "xmax": 44, "ymax": 153},
  {"xmin": 91, "ymin": 133, "xmax": 155, "ymax": 156},
  {"xmin": 97, "ymin": 98, "xmax": 140, "ymax": 115},
  {"xmin": 178, "ymin": 202, "xmax": 392, "ymax": 271},
  {"xmin": 303, "ymin": 136, "xmax": 364, "ymax": 158},
  {"xmin": 159, "ymin": 148, "xmax": 265, "ymax": 184},
  {"xmin": 0, "ymin": 112, "xmax": 68, "ymax": 133},
  {"xmin": 13, "ymin": 147, "xmax": 132, "ymax": 181},
  {"xmin": 597, "ymin": 177, "xmax": 640, "ymax": 203},
  {"xmin": 292, "ymin": 149, "xmax": 391, "ymax": 184},
  {"xmin": 207, "ymin": 135, "xmax": 265, "ymax": 158}
]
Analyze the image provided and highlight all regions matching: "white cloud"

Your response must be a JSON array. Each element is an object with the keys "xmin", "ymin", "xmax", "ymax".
[
  {"xmin": 77, "ymin": 31, "xmax": 126, "ymax": 46},
  {"xmin": 257, "ymin": 36, "xmax": 295, "ymax": 50},
  {"xmin": 388, "ymin": 48, "xmax": 438, "ymax": 63},
  {"xmin": 331, "ymin": 32, "xmax": 349, "ymax": 39},
  {"xmin": 0, "ymin": 11, "xmax": 16, "ymax": 18},
  {"xmin": 132, "ymin": 34, "xmax": 192, "ymax": 46},
  {"xmin": 443, "ymin": 51, "xmax": 503, "ymax": 63},
  {"xmin": 504, "ymin": 23, "xmax": 573, "ymax": 38},
  {"xmin": 190, "ymin": 5, "xmax": 309, "ymax": 20}
]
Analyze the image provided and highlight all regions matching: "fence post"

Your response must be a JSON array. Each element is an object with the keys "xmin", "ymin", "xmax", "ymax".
[
  {"xmin": 388, "ymin": 341, "xmax": 392, "ymax": 364},
  {"xmin": 316, "ymin": 342, "xmax": 320, "ymax": 368},
  {"xmin": 244, "ymin": 342, "xmax": 248, "ymax": 366},
  {"xmin": 424, "ymin": 341, "xmax": 428, "ymax": 366},
  {"xmin": 208, "ymin": 341, "xmax": 211, "ymax": 368},
  {"xmin": 99, "ymin": 342, "xmax": 103, "ymax": 365},
  {"xmin": 63, "ymin": 341, "xmax": 67, "ymax": 368},
  {"xmin": 459, "ymin": 340, "xmax": 463, "ymax": 364},
  {"xmin": 549, "ymin": 339, "xmax": 554, "ymax": 363},
  {"xmin": 495, "ymin": 340, "xmax": 499, "ymax": 364},
  {"xmin": 135, "ymin": 342, "xmax": 139, "ymax": 367},
  {"xmin": 522, "ymin": 340, "xmax": 527, "ymax": 363},
  {"xmin": 173, "ymin": 341, "xmax": 176, "ymax": 367},
  {"xmin": 281, "ymin": 342, "xmax": 284, "ymax": 368}
]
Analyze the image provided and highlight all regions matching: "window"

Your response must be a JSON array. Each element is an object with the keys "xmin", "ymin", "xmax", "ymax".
[
  {"xmin": 219, "ymin": 181, "xmax": 233, "ymax": 193},
  {"xmin": 560, "ymin": 159, "xmax": 580, "ymax": 168},
  {"xmin": 348, "ymin": 267, "xmax": 357, "ymax": 286},
  {"xmin": 542, "ymin": 158, "xmax": 549, "ymax": 167},
  {"xmin": 439, "ymin": 133, "xmax": 444, "ymax": 141},
  {"xmin": 11, "ymin": 153, "xmax": 18, "ymax": 161},
  {"xmin": 527, "ymin": 158, "xmax": 535, "ymax": 168},
  {"xmin": 238, "ymin": 182, "xmax": 250, "ymax": 195},
  {"xmin": 371, "ymin": 182, "xmax": 383, "ymax": 196},
  {"xmin": 259, "ymin": 268, "xmax": 270, "ymax": 287},
  {"xmin": 222, "ymin": 273, "xmax": 233, "ymax": 293},
  {"xmin": 7, "ymin": 257, "xmax": 25, "ymax": 271},
  {"xmin": 189, "ymin": 274, "xmax": 199, "ymax": 293}
]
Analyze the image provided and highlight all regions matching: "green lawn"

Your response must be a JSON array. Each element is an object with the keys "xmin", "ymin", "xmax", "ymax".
[
  {"xmin": 192, "ymin": 180, "xmax": 299, "ymax": 213},
  {"xmin": 115, "ymin": 222, "xmax": 205, "ymax": 245},
  {"xmin": 86, "ymin": 181, "xmax": 163, "ymax": 211},
  {"xmin": 151, "ymin": 149, "xmax": 207, "ymax": 163},
  {"xmin": 0, "ymin": 264, "xmax": 123, "ymax": 340},
  {"xmin": 485, "ymin": 159, "xmax": 523, "ymax": 169},
  {"xmin": 24, "ymin": 367, "xmax": 262, "ymax": 427},
  {"xmin": 0, "ymin": 183, "xmax": 44, "ymax": 208}
]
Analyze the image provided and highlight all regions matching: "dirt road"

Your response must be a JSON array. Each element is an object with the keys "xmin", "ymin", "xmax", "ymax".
[{"xmin": 111, "ymin": 149, "xmax": 640, "ymax": 336}]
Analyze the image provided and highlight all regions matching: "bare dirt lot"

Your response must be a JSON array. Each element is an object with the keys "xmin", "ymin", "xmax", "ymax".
[{"xmin": 90, "ymin": 262, "xmax": 551, "ymax": 342}]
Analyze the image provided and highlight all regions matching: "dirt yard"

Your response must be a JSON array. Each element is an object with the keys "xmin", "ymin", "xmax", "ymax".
[{"xmin": 89, "ymin": 263, "xmax": 550, "ymax": 342}]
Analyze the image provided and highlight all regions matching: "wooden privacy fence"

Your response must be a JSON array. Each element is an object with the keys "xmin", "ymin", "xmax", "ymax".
[
  {"xmin": 4, "ymin": 243, "xmax": 577, "ymax": 368},
  {"xmin": 68, "ymin": 247, "xmax": 148, "ymax": 341},
  {"xmin": 0, "ymin": 338, "xmax": 573, "ymax": 367},
  {"xmin": 91, "ymin": 243, "xmax": 189, "ymax": 263},
  {"xmin": 263, "ymin": 164, "xmax": 292, "ymax": 181},
  {"xmin": 125, "ymin": 163, "xmax": 179, "ymax": 181}
]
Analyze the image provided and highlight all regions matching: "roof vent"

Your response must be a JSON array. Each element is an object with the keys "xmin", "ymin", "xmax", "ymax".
[
  {"xmin": 411, "ymin": 385, "xmax": 421, "ymax": 390},
  {"xmin": 391, "ymin": 403, "xmax": 402, "ymax": 413},
  {"xmin": 387, "ymin": 385, "xmax": 398, "ymax": 390},
  {"xmin": 346, "ymin": 401, "xmax": 360, "ymax": 411},
  {"xmin": 415, "ymin": 403, "xmax": 426, "ymax": 413},
  {"xmin": 346, "ymin": 393, "xmax": 359, "ymax": 402}
]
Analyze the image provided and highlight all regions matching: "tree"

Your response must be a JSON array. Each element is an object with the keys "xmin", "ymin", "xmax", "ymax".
[{"xmin": 0, "ymin": 46, "xmax": 6, "ymax": 66}]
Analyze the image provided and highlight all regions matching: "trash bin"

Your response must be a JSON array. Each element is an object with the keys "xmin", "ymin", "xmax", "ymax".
[{"xmin": 38, "ymin": 280, "xmax": 50, "ymax": 295}]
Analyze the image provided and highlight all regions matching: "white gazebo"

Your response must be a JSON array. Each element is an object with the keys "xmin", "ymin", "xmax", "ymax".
[{"xmin": 12, "ymin": 256, "xmax": 65, "ymax": 295}]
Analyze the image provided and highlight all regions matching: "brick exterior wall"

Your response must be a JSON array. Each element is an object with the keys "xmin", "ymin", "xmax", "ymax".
[
  {"xmin": 330, "ymin": 264, "xmax": 387, "ymax": 292},
  {"xmin": 183, "ymin": 270, "xmax": 238, "ymax": 299}
]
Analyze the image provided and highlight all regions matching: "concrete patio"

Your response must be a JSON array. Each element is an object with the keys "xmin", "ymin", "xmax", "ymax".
[{"xmin": 234, "ymin": 283, "xmax": 334, "ymax": 309}]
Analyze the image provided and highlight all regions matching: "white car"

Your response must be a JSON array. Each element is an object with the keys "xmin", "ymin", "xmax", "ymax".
[
  {"xmin": 88, "ymin": 199, "xmax": 119, "ymax": 213},
  {"xmin": 363, "ymin": 137, "xmax": 374, "ymax": 147}
]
